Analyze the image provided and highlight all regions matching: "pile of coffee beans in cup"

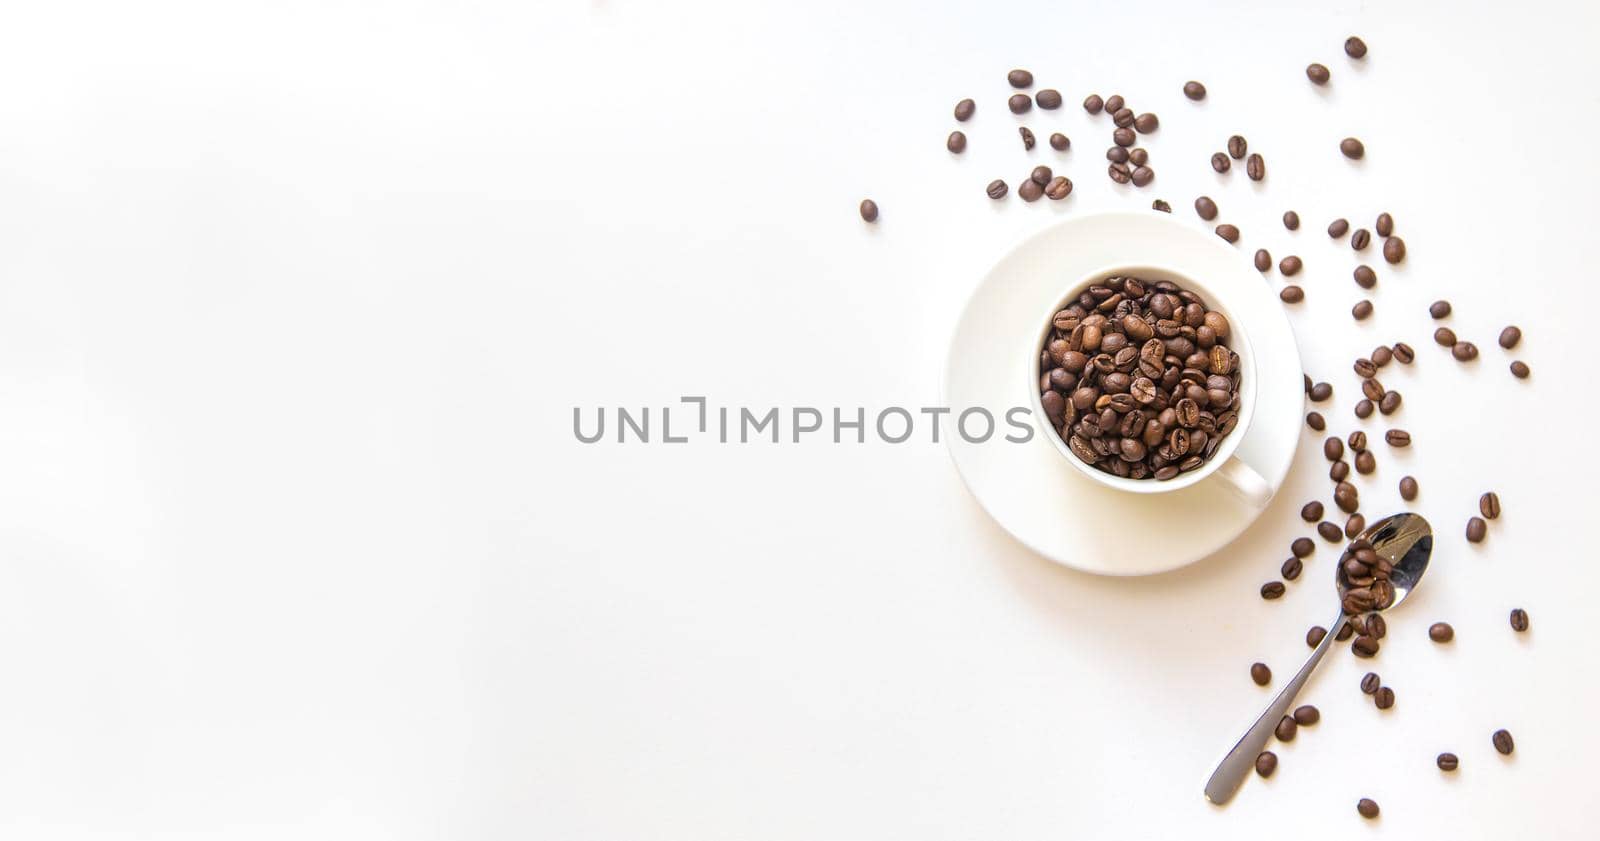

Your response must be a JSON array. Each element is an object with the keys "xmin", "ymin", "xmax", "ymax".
[{"xmin": 1038, "ymin": 275, "xmax": 1241, "ymax": 480}]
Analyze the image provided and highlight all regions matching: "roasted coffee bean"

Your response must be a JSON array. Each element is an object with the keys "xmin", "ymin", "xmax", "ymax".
[
  {"xmin": 1046, "ymin": 176, "xmax": 1073, "ymax": 200},
  {"xmin": 1306, "ymin": 625, "xmax": 1327, "ymax": 646},
  {"xmin": 1283, "ymin": 210, "xmax": 1300, "ymax": 230},
  {"xmin": 1452, "ymin": 341, "xmax": 1479, "ymax": 361},
  {"xmin": 1510, "ymin": 360, "xmax": 1531, "ymax": 378},
  {"xmin": 1152, "ymin": 199, "xmax": 1172, "ymax": 212},
  {"xmin": 1328, "ymin": 218, "xmax": 1349, "ymax": 238},
  {"xmin": 1280, "ymin": 255, "xmax": 1303, "ymax": 276},
  {"xmin": 1341, "ymin": 137, "xmax": 1365, "ymax": 159},
  {"xmin": 1352, "ymin": 635, "xmax": 1379, "ymax": 657},
  {"xmin": 1350, "ymin": 228, "xmax": 1371, "ymax": 250},
  {"xmin": 1345, "ymin": 513, "xmax": 1366, "ymax": 538},
  {"xmin": 1466, "ymin": 516, "xmax": 1487, "ymax": 543},
  {"xmin": 1306, "ymin": 63, "xmax": 1331, "ymax": 84},
  {"xmin": 1493, "ymin": 729, "xmax": 1515, "ymax": 755},
  {"xmin": 1318, "ymin": 521, "xmax": 1343, "ymax": 542},
  {"xmin": 1009, "ymin": 93, "xmax": 1032, "ymax": 114},
  {"xmin": 1280, "ymin": 285, "xmax": 1304, "ymax": 303},
  {"xmin": 859, "ymin": 199, "xmax": 879, "ymax": 223},
  {"xmin": 1330, "ymin": 460, "xmax": 1350, "ymax": 481},
  {"xmin": 947, "ymin": 131, "xmax": 968, "ymax": 153},
  {"xmin": 1131, "ymin": 166, "xmax": 1154, "ymax": 186},
  {"xmin": 1355, "ymin": 451, "xmax": 1375, "ymax": 475},
  {"xmin": 1293, "ymin": 705, "xmax": 1320, "ymax": 725},
  {"xmin": 1437, "ymin": 753, "xmax": 1459, "ymax": 771},
  {"xmin": 1375, "ymin": 211, "xmax": 1393, "ymax": 236},
  {"xmin": 1215, "ymin": 224, "xmax": 1240, "ymax": 243},
  {"xmin": 1211, "ymin": 152, "xmax": 1231, "ymax": 173},
  {"xmin": 954, "ymin": 98, "xmax": 976, "ymax": 121},
  {"xmin": 1310, "ymin": 382, "xmax": 1332, "ymax": 402},
  {"xmin": 1393, "ymin": 342, "xmax": 1415, "ymax": 363},
  {"xmin": 1018, "ymin": 178, "xmax": 1044, "ymax": 202},
  {"xmin": 1246, "ymin": 153, "xmax": 1265, "ymax": 181},
  {"xmin": 1104, "ymin": 95, "xmax": 1125, "ymax": 112},
  {"xmin": 1306, "ymin": 411, "xmax": 1326, "ymax": 431},
  {"xmin": 1324, "ymin": 437, "xmax": 1345, "ymax": 461},
  {"xmin": 1291, "ymin": 537, "xmax": 1315, "ymax": 558},
  {"xmin": 1361, "ymin": 378, "xmax": 1385, "ymax": 402},
  {"xmin": 1427, "ymin": 302, "xmax": 1454, "ymax": 322},
  {"xmin": 1347, "ymin": 430, "xmax": 1368, "ymax": 452},
  {"xmin": 1251, "ymin": 662, "xmax": 1272, "ymax": 685},
  {"xmin": 1007, "ymin": 69, "xmax": 1033, "ymax": 88},
  {"xmin": 1480, "ymin": 491, "xmax": 1501, "ymax": 519},
  {"xmin": 1499, "ymin": 325, "xmax": 1522, "ymax": 349},
  {"xmin": 1108, "ymin": 163, "xmax": 1132, "ymax": 184},
  {"xmin": 1374, "ymin": 686, "xmax": 1394, "ymax": 708},
  {"xmin": 1353, "ymin": 264, "xmax": 1377, "ymax": 288},
  {"xmin": 1352, "ymin": 300, "xmax": 1374, "ymax": 320},
  {"xmin": 1429, "ymin": 622, "xmax": 1455, "ymax": 642},
  {"xmin": 1384, "ymin": 429, "xmax": 1410, "ymax": 447},
  {"xmin": 1360, "ymin": 672, "xmax": 1381, "ymax": 694},
  {"xmin": 1383, "ymin": 236, "xmax": 1406, "ymax": 263},
  {"xmin": 1364, "ymin": 614, "xmax": 1387, "ymax": 639},
  {"xmin": 1134, "ymin": 113, "xmax": 1159, "ymax": 133},
  {"xmin": 1083, "ymin": 94, "xmax": 1104, "ymax": 114},
  {"xmin": 1510, "ymin": 608, "xmax": 1529, "ymax": 632},
  {"xmin": 1282, "ymin": 556, "xmax": 1303, "ymax": 580},
  {"xmin": 1255, "ymin": 751, "xmax": 1277, "ymax": 777},
  {"xmin": 1337, "ymin": 621, "xmax": 1356, "ymax": 641},
  {"xmin": 1335, "ymin": 481, "xmax": 1359, "ymax": 512},
  {"xmin": 1036, "ymin": 88, "xmax": 1062, "ymax": 109},
  {"xmin": 1399, "ymin": 476, "xmax": 1418, "ymax": 501},
  {"xmin": 1434, "ymin": 330, "xmax": 1458, "ymax": 351},
  {"xmin": 1254, "ymin": 249, "xmax": 1272, "ymax": 271},
  {"xmin": 1109, "ymin": 107, "xmax": 1133, "ymax": 128},
  {"xmin": 1357, "ymin": 798, "xmax": 1380, "ymax": 819},
  {"xmin": 1021, "ymin": 127, "xmax": 1037, "ymax": 150},
  {"xmin": 1274, "ymin": 716, "xmax": 1297, "ymax": 741},
  {"xmin": 1050, "ymin": 132, "xmax": 1070, "ymax": 151},
  {"xmin": 1228, "ymin": 135, "xmax": 1248, "ymax": 159},
  {"xmin": 1107, "ymin": 145, "xmax": 1130, "ymax": 163},
  {"xmin": 1195, "ymin": 196, "xmax": 1219, "ymax": 220},
  {"xmin": 1184, "ymin": 81, "xmax": 1207, "ymax": 100},
  {"xmin": 986, "ymin": 179, "xmax": 1009, "ymax": 200},
  {"xmin": 1346, "ymin": 36, "xmax": 1369, "ymax": 58},
  {"xmin": 1372, "ymin": 346, "xmax": 1393, "ymax": 367},
  {"xmin": 1354, "ymin": 358, "xmax": 1377, "ymax": 378},
  {"xmin": 1354, "ymin": 399, "xmax": 1373, "ymax": 418},
  {"xmin": 1379, "ymin": 391, "xmax": 1402, "ymax": 415}
]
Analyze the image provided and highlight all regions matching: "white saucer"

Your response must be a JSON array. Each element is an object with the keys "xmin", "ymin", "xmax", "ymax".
[{"xmin": 942, "ymin": 211, "xmax": 1303, "ymax": 576}]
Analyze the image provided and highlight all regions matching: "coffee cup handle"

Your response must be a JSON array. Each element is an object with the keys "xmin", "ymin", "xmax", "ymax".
[{"xmin": 1216, "ymin": 456, "xmax": 1271, "ymax": 509}]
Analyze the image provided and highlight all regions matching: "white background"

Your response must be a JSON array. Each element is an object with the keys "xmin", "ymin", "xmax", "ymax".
[{"xmin": 2, "ymin": 0, "xmax": 1598, "ymax": 838}]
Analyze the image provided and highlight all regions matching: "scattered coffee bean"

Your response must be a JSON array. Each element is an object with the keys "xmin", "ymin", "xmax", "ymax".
[
  {"xmin": 1510, "ymin": 360, "xmax": 1530, "ymax": 378},
  {"xmin": 1335, "ymin": 481, "xmax": 1359, "ymax": 512},
  {"xmin": 1216, "ymin": 224, "xmax": 1240, "ymax": 243},
  {"xmin": 1009, "ymin": 93, "xmax": 1032, "ymax": 114},
  {"xmin": 1318, "ymin": 521, "xmax": 1343, "ymax": 542},
  {"xmin": 1361, "ymin": 378, "xmax": 1385, "ymax": 402},
  {"xmin": 1372, "ymin": 346, "xmax": 1393, "ymax": 367},
  {"xmin": 1437, "ymin": 752, "xmax": 1459, "ymax": 771},
  {"xmin": 1246, "ymin": 153, "xmax": 1265, "ymax": 181},
  {"xmin": 1036, "ymin": 88, "xmax": 1062, "ymax": 109},
  {"xmin": 1306, "ymin": 411, "xmax": 1326, "ymax": 430},
  {"xmin": 1310, "ymin": 382, "xmax": 1332, "ymax": 403},
  {"xmin": 1341, "ymin": 137, "xmax": 1366, "ymax": 159},
  {"xmin": 1031, "ymin": 165, "xmax": 1052, "ymax": 185},
  {"xmin": 1255, "ymin": 249, "xmax": 1271, "ymax": 272},
  {"xmin": 1480, "ymin": 491, "xmax": 1501, "ymax": 519},
  {"xmin": 1510, "ymin": 608, "xmax": 1529, "ymax": 632},
  {"xmin": 1466, "ymin": 517, "xmax": 1486, "ymax": 543},
  {"xmin": 1363, "ymin": 613, "xmax": 1387, "ymax": 639},
  {"xmin": 1328, "ymin": 218, "xmax": 1349, "ymax": 238},
  {"xmin": 1131, "ymin": 166, "xmax": 1154, "ymax": 186},
  {"xmin": 1307, "ymin": 63, "xmax": 1331, "ymax": 84},
  {"xmin": 1280, "ymin": 285, "xmax": 1304, "ymax": 303},
  {"xmin": 1347, "ymin": 430, "xmax": 1367, "ymax": 451},
  {"xmin": 1107, "ymin": 146, "xmax": 1130, "ymax": 163},
  {"xmin": 1330, "ymin": 460, "xmax": 1350, "ymax": 481},
  {"xmin": 1355, "ymin": 450, "xmax": 1375, "ymax": 474},
  {"xmin": 1020, "ymin": 127, "xmax": 1036, "ymax": 150},
  {"xmin": 1429, "ymin": 622, "xmax": 1454, "ymax": 642},
  {"xmin": 1283, "ymin": 556, "xmax": 1303, "ymax": 580},
  {"xmin": 1353, "ymin": 300, "xmax": 1374, "ymax": 320},
  {"xmin": 1352, "ymin": 635, "xmax": 1380, "ymax": 657},
  {"xmin": 1429, "ymin": 300, "xmax": 1452, "ymax": 319},
  {"xmin": 1105, "ymin": 95, "xmax": 1126, "ymax": 113},
  {"xmin": 1434, "ymin": 327, "xmax": 1457, "ymax": 346},
  {"xmin": 1251, "ymin": 662, "xmax": 1272, "ymax": 685},
  {"xmin": 1324, "ymin": 437, "xmax": 1345, "ymax": 461},
  {"xmin": 986, "ymin": 179, "xmax": 1008, "ymax": 200},
  {"xmin": 1283, "ymin": 210, "xmax": 1300, "ymax": 230},
  {"xmin": 1383, "ymin": 236, "xmax": 1406, "ymax": 263},
  {"xmin": 1399, "ymin": 476, "xmax": 1418, "ymax": 500},
  {"xmin": 1499, "ymin": 326, "xmax": 1521, "ymax": 349},
  {"xmin": 1346, "ymin": 36, "xmax": 1369, "ymax": 58},
  {"xmin": 1135, "ymin": 113, "xmax": 1159, "ymax": 133},
  {"xmin": 1113, "ymin": 127, "xmax": 1136, "ymax": 146},
  {"xmin": 1195, "ymin": 196, "xmax": 1218, "ymax": 220},
  {"xmin": 954, "ymin": 98, "xmax": 976, "ymax": 121},
  {"xmin": 1211, "ymin": 153, "xmax": 1231, "ymax": 173},
  {"xmin": 1045, "ymin": 176, "xmax": 1073, "ymax": 200},
  {"xmin": 1393, "ymin": 342, "xmax": 1415, "ymax": 363},
  {"xmin": 1307, "ymin": 625, "xmax": 1327, "ymax": 646},
  {"xmin": 1083, "ymin": 94, "xmax": 1104, "ymax": 114},
  {"xmin": 1007, "ymin": 69, "xmax": 1033, "ymax": 88},
  {"xmin": 1353, "ymin": 264, "xmax": 1377, "ymax": 288},
  {"xmin": 1354, "ymin": 358, "xmax": 1377, "ymax": 378},
  {"xmin": 1275, "ymin": 716, "xmax": 1297, "ymax": 741},
  {"xmin": 1381, "ymin": 390, "xmax": 1403, "ymax": 415},
  {"xmin": 1374, "ymin": 686, "xmax": 1395, "ymax": 708},
  {"xmin": 1355, "ymin": 399, "xmax": 1373, "ymax": 418},
  {"xmin": 1152, "ymin": 199, "xmax": 1172, "ymax": 213},
  {"xmin": 1280, "ymin": 255, "xmax": 1303, "ymax": 276},
  {"xmin": 947, "ymin": 131, "xmax": 967, "ymax": 153},
  {"xmin": 1255, "ymin": 751, "xmax": 1277, "ymax": 777},
  {"xmin": 859, "ymin": 199, "xmax": 879, "ymax": 223},
  {"xmin": 1292, "ymin": 537, "xmax": 1315, "ymax": 558},
  {"xmin": 1228, "ymin": 135, "xmax": 1248, "ymax": 159},
  {"xmin": 1337, "ymin": 621, "xmax": 1356, "ymax": 641},
  {"xmin": 1294, "ymin": 705, "xmax": 1320, "ymax": 725},
  {"xmin": 1357, "ymin": 798, "xmax": 1380, "ymax": 819},
  {"xmin": 1018, "ymin": 179, "xmax": 1044, "ymax": 202},
  {"xmin": 1493, "ymin": 729, "xmax": 1515, "ymax": 755},
  {"xmin": 1375, "ymin": 212, "xmax": 1393, "ymax": 236},
  {"xmin": 1384, "ymin": 429, "xmax": 1410, "ymax": 447},
  {"xmin": 1184, "ymin": 81, "xmax": 1207, "ymax": 101},
  {"xmin": 1452, "ymin": 341, "xmax": 1478, "ymax": 361},
  {"xmin": 1360, "ymin": 672, "xmax": 1381, "ymax": 694},
  {"xmin": 1352, "ymin": 230, "xmax": 1373, "ymax": 252},
  {"xmin": 1050, "ymin": 132, "xmax": 1070, "ymax": 151},
  {"xmin": 1346, "ymin": 513, "xmax": 1366, "ymax": 538}
]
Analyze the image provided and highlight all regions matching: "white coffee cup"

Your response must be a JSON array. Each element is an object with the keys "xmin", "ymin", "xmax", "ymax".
[{"xmin": 1028, "ymin": 264, "xmax": 1271, "ymax": 508}]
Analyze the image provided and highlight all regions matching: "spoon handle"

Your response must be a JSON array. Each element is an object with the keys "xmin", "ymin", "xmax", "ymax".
[{"xmin": 1204, "ymin": 606, "xmax": 1346, "ymax": 804}]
